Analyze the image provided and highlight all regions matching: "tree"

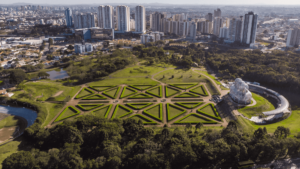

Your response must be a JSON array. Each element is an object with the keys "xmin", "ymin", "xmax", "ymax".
[
  {"xmin": 38, "ymin": 71, "xmax": 50, "ymax": 79},
  {"xmin": 254, "ymin": 128, "xmax": 266, "ymax": 140},
  {"xmin": 9, "ymin": 70, "xmax": 27, "ymax": 84},
  {"xmin": 67, "ymin": 45, "xmax": 74, "ymax": 50},
  {"xmin": 274, "ymin": 126, "xmax": 290, "ymax": 139},
  {"xmin": 195, "ymin": 122, "xmax": 203, "ymax": 131},
  {"xmin": 162, "ymin": 128, "xmax": 170, "ymax": 141},
  {"xmin": 2, "ymin": 151, "xmax": 35, "ymax": 169}
]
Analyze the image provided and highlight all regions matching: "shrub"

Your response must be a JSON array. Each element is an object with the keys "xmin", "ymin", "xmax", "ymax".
[
  {"xmin": 143, "ymin": 103, "xmax": 163, "ymax": 122},
  {"xmin": 166, "ymin": 103, "xmax": 186, "ymax": 121},
  {"xmin": 197, "ymin": 103, "xmax": 222, "ymax": 121},
  {"xmin": 54, "ymin": 106, "xmax": 81, "ymax": 122},
  {"xmin": 111, "ymin": 104, "xmax": 133, "ymax": 119},
  {"xmin": 146, "ymin": 85, "xmax": 163, "ymax": 98},
  {"xmin": 126, "ymin": 103, "xmax": 153, "ymax": 110},
  {"xmin": 120, "ymin": 86, "xmax": 138, "ymax": 99},
  {"xmin": 174, "ymin": 113, "xmax": 218, "ymax": 124},
  {"xmin": 128, "ymin": 114, "xmax": 157, "ymax": 125}
]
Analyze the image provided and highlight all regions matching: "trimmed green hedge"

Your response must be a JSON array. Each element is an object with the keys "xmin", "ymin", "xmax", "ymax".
[
  {"xmin": 174, "ymin": 92, "xmax": 200, "ymax": 98},
  {"xmin": 76, "ymin": 104, "xmax": 103, "ymax": 111},
  {"xmin": 54, "ymin": 106, "xmax": 81, "ymax": 122},
  {"xmin": 171, "ymin": 99, "xmax": 204, "ymax": 102},
  {"xmin": 120, "ymin": 86, "xmax": 137, "ymax": 99},
  {"xmin": 82, "ymin": 94, "xmax": 107, "ymax": 100},
  {"xmin": 128, "ymin": 93, "xmax": 153, "ymax": 99},
  {"xmin": 102, "ymin": 87, "xmax": 121, "ymax": 99},
  {"xmin": 78, "ymin": 101, "xmax": 110, "ymax": 104},
  {"xmin": 123, "ymin": 100, "xmax": 157, "ymax": 103},
  {"xmin": 169, "ymin": 83, "xmax": 197, "ymax": 90},
  {"xmin": 128, "ymin": 114, "xmax": 157, "ymax": 125},
  {"xmin": 146, "ymin": 85, "xmax": 163, "ymax": 98},
  {"xmin": 165, "ymin": 86, "xmax": 180, "ymax": 98},
  {"xmin": 91, "ymin": 104, "xmax": 113, "ymax": 118},
  {"xmin": 175, "ymin": 102, "xmax": 204, "ymax": 109},
  {"xmin": 143, "ymin": 103, "xmax": 163, "ymax": 122},
  {"xmin": 129, "ymin": 84, "xmax": 156, "ymax": 91},
  {"xmin": 126, "ymin": 103, "xmax": 153, "ymax": 110},
  {"xmin": 89, "ymin": 85, "xmax": 116, "ymax": 92},
  {"xmin": 173, "ymin": 113, "xmax": 218, "ymax": 124},
  {"xmin": 75, "ymin": 87, "xmax": 95, "ymax": 99},
  {"xmin": 197, "ymin": 103, "xmax": 222, "ymax": 121},
  {"xmin": 190, "ymin": 85, "xmax": 208, "ymax": 96},
  {"xmin": 111, "ymin": 104, "xmax": 133, "ymax": 119},
  {"xmin": 166, "ymin": 103, "xmax": 186, "ymax": 121}
]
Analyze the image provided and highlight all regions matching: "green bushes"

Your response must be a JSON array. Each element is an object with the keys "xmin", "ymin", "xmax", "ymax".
[
  {"xmin": 129, "ymin": 84, "xmax": 156, "ymax": 91},
  {"xmin": 126, "ymin": 103, "xmax": 153, "ymax": 110},
  {"xmin": 120, "ymin": 86, "xmax": 137, "ymax": 98},
  {"xmin": 175, "ymin": 102, "xmax": 204, "ymax": 109},
  {"xmin": 197, "ymin": 103, "xmax": 222, "ymax": 121},
  {"xmin": 169, "ymin": 83, "xmax": 197, "ymax": 90},
  {"xmin": 90, "ymin": 104, "xmax": 112, "ymax": 118},
  {"xmin": 54, "ymin": 106, "xmax": 81, "ymax": 122},
  {"xmin": 102, "ymin": 87, "xmax": 121, "ymax": 99},
  {"xmin": 76, "ymin": 104, "xmax": 103, "ymax": 111},
  {"xmin": 165, "ymin": 86, "xmax": 180, "ymax": 98},
  {"xmin": 166, "ymin": 103, "xmax": 186, "ymax": 121},
  {"xmin": 82, "ymin": 94, "xmax": 107, "ymax": 100},
  {"xmin": 174, "ymin": 92, "xmax": 200, "ymax": 98},
  {"xmin": 128, "ymin": 93, "xmax": 153, "ymax": 99},
  {"xmin": 190, "ymin": 85, "xmax": 208, "ymax": 96},
  {"xmin": 75, "ymin": 88, "xmax": 94, "ymax": 99},
  {"xmin": 89, "ymin": 85, "xmax": 116, "ymax": 92},
  {"xmin": 143, "ymin": 103, "xmax": 163, "ymax": 122},
  {"xmin": 174, "ymin": 113, "xmax": 218, "ymax": 124},
  {"xmin": 128, "ymin": 114, "xmax": 157, "ymax": 125},
  {"xmin": 111, "ymin": 104, "xmax": 133, "ymax": 119},
  {"xmin": 146, "ymin": 85, "xmax": 163, "ymax": 98}
]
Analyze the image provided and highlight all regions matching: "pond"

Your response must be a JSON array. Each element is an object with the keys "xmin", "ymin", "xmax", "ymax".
[
  {"xmin": 0, "ymin": 105, "xmax": 37, "ymax": 127},
  {"xmin": 47, "ymin": 69, "xmax": 69, "ymax": 80}
]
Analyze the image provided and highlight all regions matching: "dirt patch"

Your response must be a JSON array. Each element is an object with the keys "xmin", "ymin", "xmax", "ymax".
[
  {"xmin": 0, "ymin": 126, "xmax": 17, "ymax": 142},
  {"xmin": 53, "ymin": 91, "xmax": 63, "ymax": 97},
  {"xmin": 0, "ymin": 113, "xmax": 10, "ymax": 121}
]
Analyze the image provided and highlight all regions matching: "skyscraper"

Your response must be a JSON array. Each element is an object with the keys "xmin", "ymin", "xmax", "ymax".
[
  {"xmin": 97, "ymin": 5, "xmax": 114, "ymax": 29},
  {"xmin": 178, "ymin": 21, "xmax": 186, "ymax": 36},
  {"xmin": 135, "ymin": 5, "xmax": 146, "ymax": 33},
  {"xmin": 74, "ymin": 13, "xmax": 95, "ymax": 29},
  {"xmin": 219, "ymin": 27, "xmax": 229, "ymax": 39},
  {"xmin": 241, "ymin": 12, "xmax": 258, "ymax": 45},
  {"xmin": 214, "ymin": 8, "xmax": 221, "ymax": 17},
  {"xmin": 286, "ymin": 28, "xmax": 300, "ymax": 47},
  {"xmin": 228, "ymin": 17, "xmax": 243, "ymax": 42},
  {"xmin": 188, "ymin": 22, "xmax": 197, "ymax": 40},
  {"xmin": 116, "ymin": 5, "xmax": 130, "ymax": 32},
  {"xmin": 65, "ymin": 8, "xmax": 72, "ymax": 27},
  {"xmin": 213, "ymin": 17, "xmax": 222, "ymax": 36},
  {"xmin": 205, "ymin": 13, "xmax": 213, "ymax": 22},
  {"xmin": 150, "ymin": 12, "xmax": 165, "ymax": 32}
]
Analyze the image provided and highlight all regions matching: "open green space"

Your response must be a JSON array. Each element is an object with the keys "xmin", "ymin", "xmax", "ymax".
[
  {"xmin": 76, "ymin": 104, "xmax": 103, "ymax": 111},
  {"xmin": 238, "ymin": 93, "xmax": 275, "ymax": 119},
  {"xmin": 174, "ymin": 92, "xmax": 200, "ymax": 98},
  {"xmin": 75, "ymin": 87, "xmax": 94, "ymax": 99},
  {"xmin": 128, "ymin": 93, "xmax": 153, "ymax": 99},
  {"xmin": 89, "ymin": 85, "xmax": 116, "ymax": 92},
  {"xmin": 86, "ymin": 105, "xmax": 112, "ymax": 118},
  {"xmin": 154, "ymin": 69, "xmax": 202, "ymax": 83},
  {"xmin": 143, "ymin": 103, "xmax": 163, "ymax": 122},
  {"xmin": 190, "ymin": 85, "xmax": 208, "ymax": 96},
  {"xmin": 126, "ymin": 103, "xmax": 153, "ymax": 110},
  {"xmin": 175, "ymin": 102, "xmax": 204, "ymax": 109},
  {"xmin": 82, "ymin": 94, "xmax": 107, "ymax": 100},
  {"xmin": 89, "ymin": 78, "xmax": 158, "ymax": 87},
  {"xmin": 194, "ymin": 70, "xmax": 221, "ymax": 85},
  {"xmin": 129, "ymin": 85, "xmax": 156, "ymax": 91},
  {"xmin": 111, "ymin": 64, "xmax": 174, "ymax": 77},
  {"xmin": 111, "ymin": 105, "xmax": 133, "ymax": 119},
  {"xmin": 0, "ymin": 116, "xmax": 20, "ymax": 129},
  {"xmin": 174, "ymin": 113, "xmax": 218, "ymax": 124},
  {"xmin": 102, "ymin": 87, "xmax": 121, "ymax": 99},
  {"xmin": 0, "ymin": 141, "xmax": 21, "ymax": 169},
  {"xmin": 169, "ymin": 83, "xmax": 197, "ymax": 90},
  {"xmin": 54, "ymin": 106, "xmax": 81, "ymax": 122},
  {"xmin": 12, "ymin": 80, "xmax": 81, "ymax": 101},
  {"xmin": 166, "ymin": 103, "xmax": 186, "ymax": 121},
  {"xmin": 198, "ymin": 103, "xmax": 222, "ymax": 121},
  {"xmin": 128, "ymin": 114, "xmax": 157, "ymax": 125},
  {"xmin": 165, "ymin": 86, "xmax": 180, "ymax": 97},
  {"xmin": 120, "ymin": 86, "xmax": 137, "ymax": 98},
  {"xmin": 146, "ymin": 85, "xmax": 163, "ymax": 98}
]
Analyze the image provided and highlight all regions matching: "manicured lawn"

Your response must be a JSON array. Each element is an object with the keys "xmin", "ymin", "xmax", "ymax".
[
  {"xmin": 55, "ymin": 106, "xmax": 80, "ymax": 122},
  {"xmin": 82, "ymin": 94, "xmax": 107, "ymax": 100},
  {"xmin": 165, "ymin": 86, "xmax": 180, "ymax": 97},
  {"xmin": 0, "ymin": 116, "xmax": 20, "ymax": 129},
  {"xmin": 180, "ymin": 114, "xmax": 210, "ymax": 123},
  {"xmin": 126, "ymin": 103, "xmax": 153, "ymax": 110},
  {"xmin": 170, "ymin": 83, "xmax": 197, "ymax": 89},
  {"xmin": 0, "ymin": 141, "xmax": 21, "ymax": 169},
  {"xmin": 87, "ymin": 105, "xmax": 112, "ymax": 118},
  {"xmin": 146, "ymin": 86, "xmax": 162, "ymax": 97},
  {"xmin": 111, "ymin": 105, "xmax": 132, "ymax": 119},
  {"xmin": 89, "ymin": 86, "xmax": 115, "ymax": 92},
  {"xmin": 190, "ymin": 85, "xmax": 208, "ymax": 96},
  {"xmin": 76, "ymin": 88, "xmax": 94, "ymax": 99},
  {"xmin": 42, "ymin": 103, "xmax": 65, "ymax": 127},
  {"xmin": 130, "ymin": 85, "xmax": 156, "ymax": 90},
  {"xmin": 238, "ymin": 93, "xmax": 275, "ymax": 118},
  {"xmin": 130, "ymin": 115, "xmax": 148, "ymax": 123},
  {"xmin": 176, "ymin": 102, "xmax": 203, "ymax": 109},
  {"xmin": 111, "ymin": 64, "xmax": 173, "ymax": 77},
  {"xmin": 128, "ymin": 114, "xmax": 156, "ymax": 124},
  {"xmin": 167, "ymin": 104, "xmax": 186, "ymax": 121},
  {"xmin": 195, "ymin": 70, "xmax": 221, "ymax": 85},
  {"xmin": 89, "ymin": 77, "xmax": 158, "ymax": 86},
  {"xmin": 103, "ymin": 87, "xmax": 120, "ymax": 99},
  {"xmin": 120, "ymin": 87, "xmax": 137, "ymax": 98},
  {"xmin": 143, "ymin": 104, "xmax": 162, "ymax": 121},
  {"xmin": 77, "ymin": 104, "xmax": 103, "ymax": 111},
  {"xmin": 200, "ymin": 105, "xmax": 216, "ymax": 117},
  {"xmin": 154, "ymin": 69, "xmax": 202, "ymax": 83},
  {"xmin": 175, "ymin": 92, "xmax": 199, "ymax": 98}
]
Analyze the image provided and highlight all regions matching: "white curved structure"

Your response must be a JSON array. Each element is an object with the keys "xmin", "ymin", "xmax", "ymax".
[{"xmin": 229, "ymin": 78, "xmax": 252, "ymax": 104}]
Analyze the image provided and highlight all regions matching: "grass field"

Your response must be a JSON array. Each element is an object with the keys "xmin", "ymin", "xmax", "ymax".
[
  {"xmin": 166, "ymin": 87, "xmax": 180, "ymax": 97},
  {"xmin": 0, "ymin": 141, "xmax": 20, "ymax": 169},
  {"xmin": 42, "ymin": 103, "xmax": 65, "ymax": 127},
  {"xmin": 111, "ymin": 64, "xmax": 174, "ymax": 77},
  {"xmin": 89, "ymin": 77, "xmax": 158, "ymax": 86},
  {"xmin": 147, "ymin": 87, "xmax": 160, "ymax": 96},
  {"xmin": 76, "ymin": 88, "xmax": 94, "ymax": 99},
  {"xmin": 200, "ymin": 105, "xmax": 216, "ymax": 117},
  {"xmin": 130, "ymin": 115, "xmax": 148, "ymax": 123},
  {"xmin": 154, "ymin": 69, "xmax": 202, "ymax": 83},
  {"xmin": 13, "ymin": 80, "xmax": 81, "ymax": 101},
  {"xmin": 144, "ymin": 104, "xmax": 161, "ymax": 120},
  {"xmin": 0, "ymin": 116, "xmax": 20, "ymax": 129},
  {"xmin": 180, "ymin": 114, "xmax": 210, "ymax": 123},
  {"xmin": 55, "ymin": 106, "xmax": 79, "ymax": 122},
  {"xmin": 238, "ymin": 93, "xmax": 275, "ymax": 118},
  {"xmin": 87, "ymin": 105, "xmax": 111, "ymax": 118},
  {"xmin": 190, "ymin": 85, "xmax": 207, "ymax": 95},
  {"xmin": 112, "ymin": 105, "xmax": 132, "ymax": 118},
  {"xmin": 195, "ymin": 70, "xmax": 221, "ymax": 85},
  {"xmin": 168, "ymin": 104, "xmax": 185, "ymax": 120}
]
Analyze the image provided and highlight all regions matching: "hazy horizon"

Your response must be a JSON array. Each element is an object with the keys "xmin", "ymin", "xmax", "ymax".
[{"xmin": 1, "ymin": 0, "xmax": 300, "ymax": 5}]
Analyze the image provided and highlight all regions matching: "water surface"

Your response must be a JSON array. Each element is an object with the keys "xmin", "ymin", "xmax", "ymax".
[{"xmin": 47, "ymin": 69, "xmax": 69, "ymax": 80}]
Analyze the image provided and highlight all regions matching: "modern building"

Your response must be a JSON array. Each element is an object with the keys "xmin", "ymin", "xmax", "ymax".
[
  {"xmin": 116, "ymin": 5, "xmax": 130, "ymax": 32},
  {"xmin": 135, "ymin": 5, "xmax": 146, "ymax": 33},
  {"xmin": 188, "ymin": 22, "xmax": 197, "ymax": 40},
  {"xmin": 65, "ymin": 8, "xmax": 72, "ymax": 27},
  {"xmin": 205, "ymin": 13, "xmax": 213, "ymax": 22},
  {"xmin": 214, "ymin": 8, "xmax": 221, "ymax": 17},
  {"xmin": 213, "ymin": 17, "xmax": 222, "ymax": 36},
  {"xmin": 241, "ymin": 12, "xmax": 258, "ymax": 45},
  {"xmin": 75, "ymin": 43, "xmax": 93, "ymax": 54},
  {"xmin": 75, "ymin": 27, "xmax": 114, "ymax": 40},
  {"xmin": 130, "ymin": 19, "xmax": 135, "ymax": 30},
  {"xmin": 286, "ymin": 28, "xmax": 300, "ymax": 47},
  {"xmin": 178, "ymin": 21, "xmax": 186, "ymax": 36},
  {"xmin": 150, "ymin": 12, "xmax": 165, "ymax": 32},
  {"xmin": 171, "ymin": 21, "xmax": 179, "ymax": 35},
  {"xmin": 229, "ymin": 17, "xmax": 243, "ymax": 42},
  {"xmin": 74, "ymin": 13, "xmax": 96, "ymax": 29},
  {"xmin": 140, "ymin": 32, "xmax": 164, "ymax": 44},
  {"xmin": 219, "ymin": 27, "xmax": 229, "ymax": 39},
  {"xmin": 97, "ymin": 5, "xmax": 114, "ymax": 29}
]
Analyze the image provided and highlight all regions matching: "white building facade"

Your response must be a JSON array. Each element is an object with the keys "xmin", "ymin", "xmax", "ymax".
[
  {"xmin": 97, "ymin": 5, "xmax": 114, "ymax": 29},
  {"xmin": 116, "ymin": 5, "xmax": 130, "ymax": 32},
  {"xmin": 135, "ymin": 5, "xmax": 146, "ymax": 33}
]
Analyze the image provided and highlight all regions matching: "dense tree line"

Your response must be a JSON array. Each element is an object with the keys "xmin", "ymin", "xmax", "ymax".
[{"xmin": 3, "ymin": 116, "xmax": 300, "ymax": 169}]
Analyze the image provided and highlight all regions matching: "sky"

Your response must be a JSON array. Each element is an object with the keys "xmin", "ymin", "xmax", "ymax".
[{"xmin": 2, "ymin": 0, "xmax": 300, "ymax": 5}]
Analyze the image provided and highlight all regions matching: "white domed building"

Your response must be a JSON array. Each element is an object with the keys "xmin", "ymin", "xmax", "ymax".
[{"xmin": 229, "ymin": 78, "xmax": 252, "ymax": 104}]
